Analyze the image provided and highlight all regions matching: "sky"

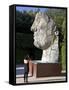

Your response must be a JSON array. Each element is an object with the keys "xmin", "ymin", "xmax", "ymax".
[{"xmin": 16, "ymin": 6, "xmax": 48, "ymax": 12}]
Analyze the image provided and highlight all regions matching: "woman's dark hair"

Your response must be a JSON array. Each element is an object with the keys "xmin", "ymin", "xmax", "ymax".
[{"xmin": 25, "ymin": 55, "xmax": 30, "ymax": 60}]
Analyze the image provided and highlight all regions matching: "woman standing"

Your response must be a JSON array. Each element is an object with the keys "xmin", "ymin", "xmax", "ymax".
[{"xmin": 24, "ymin": 55, "xmax": 29, "ymax": 83}]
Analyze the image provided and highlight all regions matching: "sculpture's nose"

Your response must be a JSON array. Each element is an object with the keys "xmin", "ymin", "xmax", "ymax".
[
  {"xmin": 31, "ymin": 26, "xmax": 37, "ymax": 32},
  {"xmin": 31, "ymin": 26, "xmax": 34, "ymax": 32}
]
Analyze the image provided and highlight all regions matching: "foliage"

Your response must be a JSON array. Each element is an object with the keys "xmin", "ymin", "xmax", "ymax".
[{"xmin": 16, "ymin": 10, "xmax": 35, "ymax": 33}]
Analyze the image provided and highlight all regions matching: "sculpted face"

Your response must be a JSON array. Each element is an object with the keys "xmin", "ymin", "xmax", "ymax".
[{"xmin": 31, "ymin": 12, "xmax": 57, "ymax": 50}]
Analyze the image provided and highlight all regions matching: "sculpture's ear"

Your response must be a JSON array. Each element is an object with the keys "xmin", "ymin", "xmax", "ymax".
[
  {"xmin": 55, "ymin": 30, "xmax": 59, "ymax": 36},
  {"xmin": 51, "ymin": 30, "xmax": 59, "ymax": 44},
  {"xmin": 53, "ymin": 25, "xmax": 59, "ymax": 36}
]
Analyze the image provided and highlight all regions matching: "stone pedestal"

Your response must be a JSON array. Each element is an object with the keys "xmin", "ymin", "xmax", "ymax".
[{"xmin": 33, "ymin": 63, "xmax": 62, "ymax": 77}]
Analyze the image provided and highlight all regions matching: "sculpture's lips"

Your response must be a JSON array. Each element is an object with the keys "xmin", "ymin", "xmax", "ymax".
[
  {"xmin": 33, "ymin": 34, "xmax": 36, "ymax": 40},
  {"xmin": 33, "ymin": 36, "xmax": 37, "ymax": 40},
  {"xmin": 33, "ymin": 34, "xmax": 38, "ymax": 40}
]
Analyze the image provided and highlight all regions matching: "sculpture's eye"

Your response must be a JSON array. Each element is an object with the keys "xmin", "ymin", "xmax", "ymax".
[{"xmin": 40, "ymin": 25, "xmax": 44, "ymax": 30}]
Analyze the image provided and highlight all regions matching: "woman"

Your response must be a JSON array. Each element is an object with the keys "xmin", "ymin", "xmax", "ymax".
[{"xmin": 24, "ymin": 55, "xmax": 29, "ymax": 83}]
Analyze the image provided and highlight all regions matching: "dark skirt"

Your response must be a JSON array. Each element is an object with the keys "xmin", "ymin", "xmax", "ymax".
[{"xmin": 24, "ymin": 64, "xmax": 29, "ymax": 74}]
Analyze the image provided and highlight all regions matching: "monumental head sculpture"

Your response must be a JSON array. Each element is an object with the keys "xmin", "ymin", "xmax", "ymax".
[{"xmin": 31, "ymin": 12, "xmax": 59, "ymax": 63}]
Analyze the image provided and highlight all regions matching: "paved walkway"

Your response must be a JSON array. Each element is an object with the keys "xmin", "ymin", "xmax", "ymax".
[
  {"xmin": 16, "ymin": 65, "xmax": 66, "ymax": 84},
  {"xmin": 16, "ymin": 76, "xmax": 66, "ymax": 84}
]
